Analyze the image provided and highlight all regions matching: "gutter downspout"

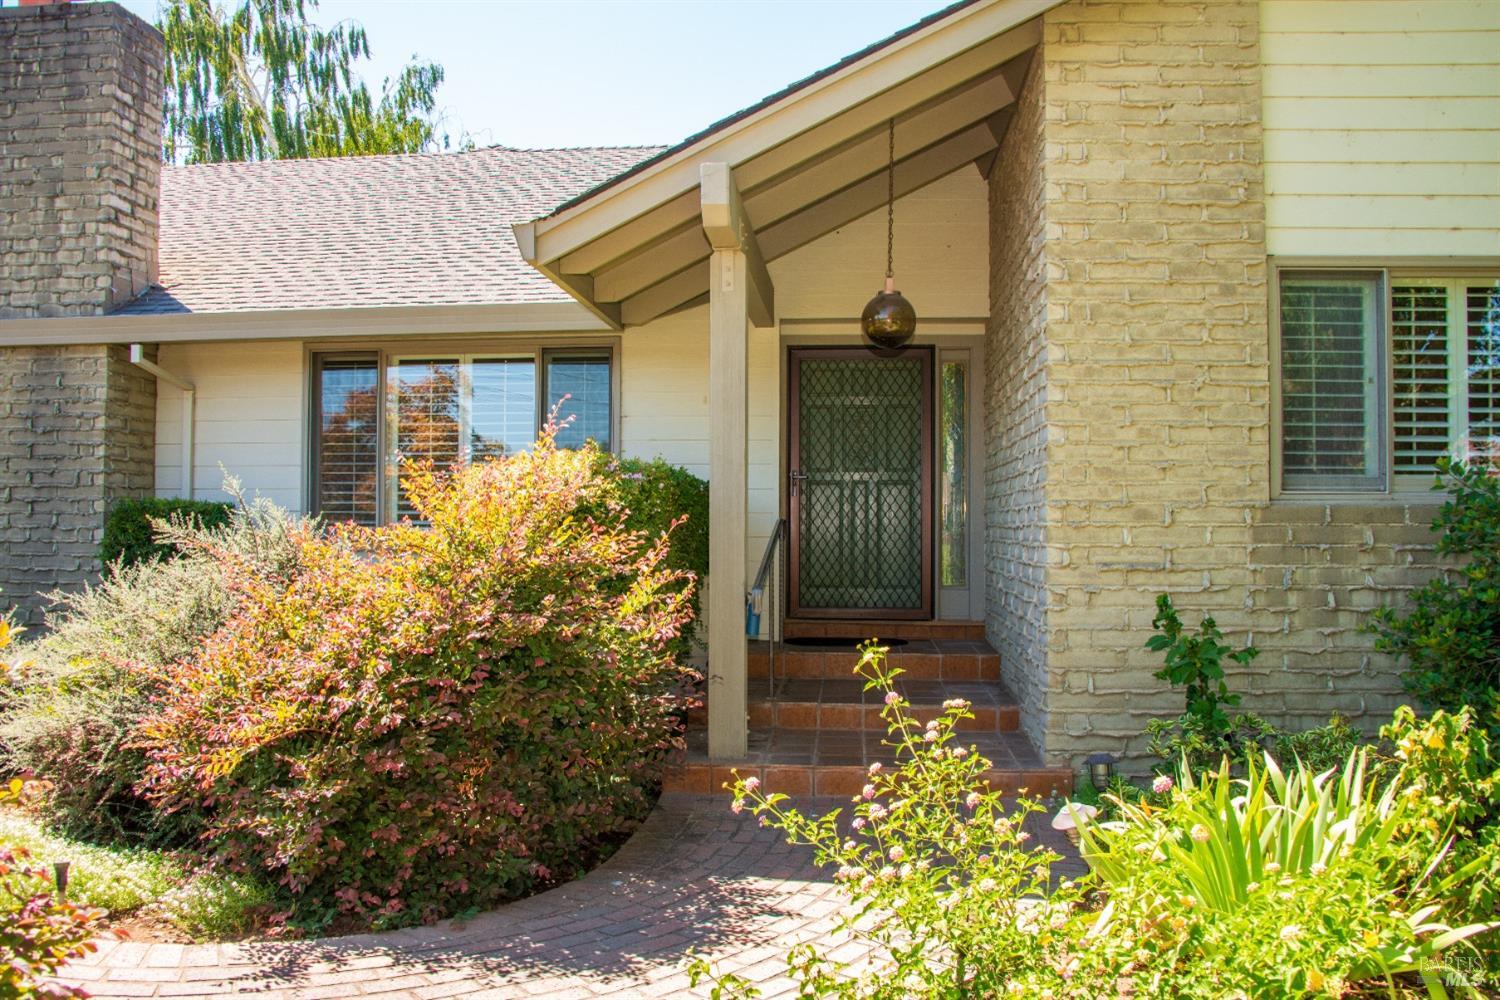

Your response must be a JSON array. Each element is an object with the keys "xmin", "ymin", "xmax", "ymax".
[{"xmin": 128, "ymin": 344, "xmax": 194, "ymax": 498}]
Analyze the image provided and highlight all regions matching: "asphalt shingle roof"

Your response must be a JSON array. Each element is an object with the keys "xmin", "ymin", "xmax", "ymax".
[{"xmin": 115, "ymin": 145, "xmax": 664, "ymax": 315}]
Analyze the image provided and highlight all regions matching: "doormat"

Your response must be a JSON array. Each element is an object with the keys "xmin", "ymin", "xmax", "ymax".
[{"xmin": 782, "ymin": 636, "xmax": 910, "ymax": 648}]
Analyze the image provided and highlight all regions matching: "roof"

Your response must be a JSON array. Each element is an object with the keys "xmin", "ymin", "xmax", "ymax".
[
  {"xmin": 115, "ymin": 145, "xmax": 664, "ymax": 315},
  {"xmin": 544, "ymin": 0, "xmax": 980, "ymax": 221}
]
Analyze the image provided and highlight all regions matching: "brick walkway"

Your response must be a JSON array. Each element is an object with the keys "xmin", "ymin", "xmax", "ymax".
[{"xmin": 59, "ymin": 794, "xmax": 1083, "ymax": 999}]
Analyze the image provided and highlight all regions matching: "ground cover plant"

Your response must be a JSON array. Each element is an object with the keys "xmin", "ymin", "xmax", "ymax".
[
  {"xmin": 0, "ymin": 807, "xmax": 272, "ymax": 941},
  {"xmin": 696, "ymin": 644, "xmax": 1499, "ymax": 998},
  {"xmin": 136, "ymin": 426, "xmax": 697, "ymax": 931}
]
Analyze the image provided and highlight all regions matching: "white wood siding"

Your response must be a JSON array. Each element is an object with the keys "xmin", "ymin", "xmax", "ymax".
[
  {"xmin": 1261, "ymin": 0, "xmax": 1500, "ymax": 256},
  {"xmin": 154, "ymin": 341, "xmax": 305, "ymax": 510}
]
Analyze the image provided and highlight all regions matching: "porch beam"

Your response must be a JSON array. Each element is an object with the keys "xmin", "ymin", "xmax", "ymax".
[
  {"xmin": 706, "ymin": 244, "xmax": 750, "ymax": 760},
  {"xmin": 699, "ymin": 162, "xmax": 774, "ymax": 328}
]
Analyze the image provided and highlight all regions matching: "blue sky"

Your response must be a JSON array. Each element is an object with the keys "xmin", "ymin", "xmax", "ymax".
[{"xmin": 112, "ymin": 0, "xmax": 944, "ymax": 149}]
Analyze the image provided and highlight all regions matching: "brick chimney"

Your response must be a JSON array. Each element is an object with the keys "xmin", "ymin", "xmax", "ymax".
[
  {"xmin": 0, "ymin": 1, "xmax": 164, "ymax": 627},
  {"xmin": 0, "ymin": 0, "xmax": 163, "ymax": 318}
]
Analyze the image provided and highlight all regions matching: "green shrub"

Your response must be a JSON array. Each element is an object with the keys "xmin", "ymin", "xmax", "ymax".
[
  {"xmin": 1380, "ymin": 706, "xmax": 1500, "ymax": 924},
  {"xmin": 590, "ymin": 454, "xmax": 708, "ymax": 652},
  {"xmin": 138, "ymin": 429, "xmax": 697, "ymax": 930},
  {"xmin": 1148, "ymin": 594, "xmax": 1258, "ymax": 734},
  {"xmin": 1, "ymin": 484, "xmax": 307, "ymax": 845},
  {"xmin": 100, "ymin": 497, "xmax": 233, "ymax": 567},
  {"xmin": 1370, "ymin": 457, "xmax": 1500, "ymax": 734},
  {"xmin": 1275, "ymin": 714, "xmax": 1364, "ymax": 774}
]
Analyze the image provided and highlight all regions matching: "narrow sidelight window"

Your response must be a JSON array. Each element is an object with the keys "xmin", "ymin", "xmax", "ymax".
[
  {"xmin": 939, "ymin": 359, "xmax": 967, "ymax": 588},
  {"xmin": 1279, "ymin": 272, "xmax": 1385, "ymax": 491},
  {"xmin": 312, "ymin": 355, "xmax": 380, "ymax": 525}
]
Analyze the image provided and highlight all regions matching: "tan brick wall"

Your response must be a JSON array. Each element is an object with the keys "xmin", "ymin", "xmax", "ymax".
[
  {"xmin": 0, "ymin": 346, "xmax": 157, "ymax": 627},
  {"xmin": 0, "ymin": 1, "xmax": 162, "ymax": 318},
  {"xmin": 982, "ymin": 0, "xmax": 1447, "ymax": 769},
  {"xmin": 984, "ymin": 52, "xmax": 1051, "ymax": 754}
]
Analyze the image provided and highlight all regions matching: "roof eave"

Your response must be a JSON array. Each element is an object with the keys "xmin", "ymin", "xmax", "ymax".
[{"xmin": 0, "ymin": 300, "xmax": 610, "ymax": 347}]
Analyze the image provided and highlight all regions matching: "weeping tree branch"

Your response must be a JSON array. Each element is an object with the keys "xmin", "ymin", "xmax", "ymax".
[{"xmin": 159, "ymin": 0, "xmax": 455, "ymax": 163}]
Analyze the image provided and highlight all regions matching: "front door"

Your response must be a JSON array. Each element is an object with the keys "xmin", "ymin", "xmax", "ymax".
[{"xmin": 788, "ymin": 347, "xmax": 933, "ymax": 619}]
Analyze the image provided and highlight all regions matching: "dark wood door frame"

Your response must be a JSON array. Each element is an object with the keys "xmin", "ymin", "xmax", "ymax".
[{"xmin": 787, "ymin": 346, "xmax": 935, "ymax": 620}]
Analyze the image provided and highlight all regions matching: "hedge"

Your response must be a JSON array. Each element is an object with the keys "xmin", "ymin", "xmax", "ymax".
[{"xmin": 100, "ymin": 498, "xmax": 234, "ymax": 568}]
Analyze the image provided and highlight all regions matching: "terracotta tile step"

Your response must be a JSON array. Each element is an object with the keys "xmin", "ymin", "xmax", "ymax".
[
  {"xmin": 664, "ymin": 727, "xmax": 1074, "ymax": 799},
  {"xmin": 749, "ymin": 639, "xmax": 1000, "ymax": 681},
  {"xmin": 687, "ymin": 678, "xmax": 1021, "ymax": 732},
  {"xmin": 783, "ymin": 619, "xmax": 987, "ymax": 641}
]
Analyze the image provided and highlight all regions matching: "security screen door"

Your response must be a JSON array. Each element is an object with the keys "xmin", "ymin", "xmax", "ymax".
[{"xmin": 788, "ymin": 347, "xmax": 933, "ymax": 619}]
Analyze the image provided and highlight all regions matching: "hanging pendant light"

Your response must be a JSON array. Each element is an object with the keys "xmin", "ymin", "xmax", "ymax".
[{"xmin": 861, "ymin": 118, "xmax": 917, "ymax": 355}]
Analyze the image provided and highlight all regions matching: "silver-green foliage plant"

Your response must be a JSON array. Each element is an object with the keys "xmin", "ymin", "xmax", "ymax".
[{"xmin": 0, "ymin": 478, "xmax": 309, "ymax": 844}]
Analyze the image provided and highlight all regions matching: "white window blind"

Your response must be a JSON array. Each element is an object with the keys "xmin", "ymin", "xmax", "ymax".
[
  {"xmin": 1467, "ymin": 282, "xmax": 1500, "ymax": 463},
  {"xmin": 313, "ymin": 356, "xmax": 380, "ymax": 525},
  {"xmin": 1279, "ymin": 273, "xmax": 1384, "ymax": 490},
  {"xmin": 470, "ymin": 358, "xmax": 537, "ymax": 461},
  {"xmin": 1391, "ymin": 285, "xmax": 1453, "ymax": 475}
]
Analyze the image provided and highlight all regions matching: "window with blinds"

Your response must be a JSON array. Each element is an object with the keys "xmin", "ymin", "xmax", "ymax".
[
  {"xmin": 1278, "ymin": 274, "xmax": 1499, "ymax": 493},
  {"xmin": 1278, "ymin": 273, "xmax": 1384, "ymax": 490},
  {"xmin": 340, "ymin": 348, "xmax": 613, "ymax": 523},
  {"xmin": 545, "ymin": 352, "xmax": 611, "ymax": 450},
  {"xmin": 312, "ymin": 356, "xmax": 380, "ymax": 525}
]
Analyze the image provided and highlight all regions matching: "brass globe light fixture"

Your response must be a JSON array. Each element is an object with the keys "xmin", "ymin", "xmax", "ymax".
[{"xmin": 861, "ymin": 118, "xmax": 917, "ymax": 354}]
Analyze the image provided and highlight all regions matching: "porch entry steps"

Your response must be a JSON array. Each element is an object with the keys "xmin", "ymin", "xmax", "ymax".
[
  {"xmin": 665, "ymin": 727, "xmax": 1072, "ymax": 799},
  {"xmin": 749, "ymin": 638, "xmax": 1001, "ymax": 681},
  {"xmin": 783, "ymin": 618, "xmax": 987, "ymax": 641},
  {"xmin": 669, "ymin": 635, "xmax": 1076, "ymax": 799},
  {"xmin": 689, "ymin": 677, "xmax": 1022, "ymax": 732}
]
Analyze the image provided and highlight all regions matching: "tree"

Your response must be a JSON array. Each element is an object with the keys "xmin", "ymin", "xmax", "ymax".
[{"xmin": 159, "ymin": 0, "xmax": 455, "ymax": 163}]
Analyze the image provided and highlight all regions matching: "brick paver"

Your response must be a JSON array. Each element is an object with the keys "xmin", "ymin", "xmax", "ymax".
[{"xmin": 59, "ymin": 794, "xmax": 1082, "ymax": 999}]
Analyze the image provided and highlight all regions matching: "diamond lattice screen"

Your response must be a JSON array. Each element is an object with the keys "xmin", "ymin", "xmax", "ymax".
[{"xmin": 797, "ymin": 357, "xmax": 924, "ymax": 611}]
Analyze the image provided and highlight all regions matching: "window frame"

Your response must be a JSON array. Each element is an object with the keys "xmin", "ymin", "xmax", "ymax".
[
  {"xmin": 1270, "ymin": 258, "xmax": 1500, "ymax": 499},
  {"xmin": 306, "ymin": 337, "xmax": 620, "ymax": 524}
]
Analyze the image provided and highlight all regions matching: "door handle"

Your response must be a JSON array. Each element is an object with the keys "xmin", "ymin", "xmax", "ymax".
[{"xmin": 789, "ymin": 469, "xmax": 808, "ymax": 496}]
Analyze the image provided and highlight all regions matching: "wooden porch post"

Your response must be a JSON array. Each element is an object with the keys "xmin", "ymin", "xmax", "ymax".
[{"xmin": 701, "ymin": 163, "xmax": 773, "ymax": 759}]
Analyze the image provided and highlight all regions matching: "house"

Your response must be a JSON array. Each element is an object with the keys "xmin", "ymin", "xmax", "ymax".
[{"xmin": 2, "ymin": 0, "xmax": 1497, "ymax": 783}]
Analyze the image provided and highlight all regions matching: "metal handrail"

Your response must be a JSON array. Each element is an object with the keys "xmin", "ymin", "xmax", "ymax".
[{"xmin": 747, "ymin": 519, "xmax": 788, "ymax": 698}]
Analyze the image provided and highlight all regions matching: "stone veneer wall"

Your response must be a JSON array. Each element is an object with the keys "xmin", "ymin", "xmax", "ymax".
[
  {"xmin": 0, "ymin": 2, "xmax": 164, "ymax": 625},
  {"xmin": 0, "ymin": 1, "xmax": 162, "ymax": 318},
  {"xmin": 984, "ymin": 0, "xmax": 1446, "ymax": 768},
  {"xmin": 984, "ymin": 52, "xmax": 1052, "ymax": 756},
  {"xmin": 0, "ymin": 346, "xmax": 157, "ymax": 626}
]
